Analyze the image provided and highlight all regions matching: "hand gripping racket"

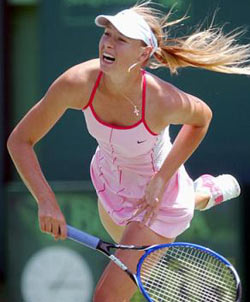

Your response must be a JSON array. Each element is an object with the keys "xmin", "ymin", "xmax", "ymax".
[{"xmin": 67, "ymin": 225, "xmax": 241, "ymax": 302}]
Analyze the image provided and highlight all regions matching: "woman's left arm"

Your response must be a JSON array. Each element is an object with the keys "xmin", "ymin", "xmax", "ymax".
[
  {"xmin": 136, "ymin": 85, "xmax": 213, "ymax": 225},
  {"xmin": 158, "ymin": 89, "xmax": 213, "ymax": 184}
]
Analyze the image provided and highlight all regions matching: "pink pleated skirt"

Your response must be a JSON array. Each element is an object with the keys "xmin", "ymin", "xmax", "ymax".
[{"xmin": 90, "ymin": 152, "xmax": 195, "ymax": 239}]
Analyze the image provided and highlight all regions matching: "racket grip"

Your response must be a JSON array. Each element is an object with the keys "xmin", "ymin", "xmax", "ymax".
[{"xmin": 67, "ymin": 225, "xmax": 100, "ymax": 250}]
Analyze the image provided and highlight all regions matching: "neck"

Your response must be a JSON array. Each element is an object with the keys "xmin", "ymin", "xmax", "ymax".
[
  {"xmin": 100, "ymin": 67, "xmax": 144, "ymax": 117},
  {"xmin": 102, "ymin": 68, "xmax": 143, "ymax": 96}
]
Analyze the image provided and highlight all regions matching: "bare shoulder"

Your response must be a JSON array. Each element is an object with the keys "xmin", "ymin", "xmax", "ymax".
[
  {"xmin": 145, "ymin": 71, "xmax": 184, "ymax": 109},
  {"xmin": 47, "ymin": 59, "xmax": 101, "ymax": 110},
  {"xmin": 145, "ymin": 72, "xmax": 186, "ymax": 127},
  {"xmin": 145, "ymin": 71, "xmax": 211, "ymax": 129}
]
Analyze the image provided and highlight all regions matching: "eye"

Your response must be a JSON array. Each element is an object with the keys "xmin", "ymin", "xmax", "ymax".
[
  {"xmin": 104, "ymin": 31, "xmax": 110, "ymax": 37},
  {"xmin": 118, "ymin": 37, "xmax": 128, "ymax": 43}
]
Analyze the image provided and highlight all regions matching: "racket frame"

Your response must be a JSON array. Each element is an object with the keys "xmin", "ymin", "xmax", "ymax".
[
  {"xmin": 136, "ymin": 242, "xmax": 242, "ymax": 302},
  {"xmin": 67, "ymin": 225, "xmax": 242, "ymax": 302}
]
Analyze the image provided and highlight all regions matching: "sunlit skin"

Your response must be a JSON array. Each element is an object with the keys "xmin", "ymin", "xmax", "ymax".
[
  {"xmin": 7, "ymin": 18, "xmax": 212, "ymax": 302},
  {"xmin": 99, "ymin": 24, "xmax": 148, "ymax": 75},
  {"xmin": 6, "ymin": 39, "xmax": 212, "ymax": 241},
  {"xmin": 97, "ymin": 27, "xmax": 212, "ymax": 228}
]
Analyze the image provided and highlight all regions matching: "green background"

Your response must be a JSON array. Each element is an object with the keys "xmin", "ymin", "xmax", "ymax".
[{"xmin": 2, "ymin": 0, "xmax": 250, "ymax": 301}]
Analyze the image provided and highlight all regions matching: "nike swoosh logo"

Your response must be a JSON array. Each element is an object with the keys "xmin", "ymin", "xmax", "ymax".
[{"xmin": 137, "ymin": 140, "xmax": 146, "ymax": 144}]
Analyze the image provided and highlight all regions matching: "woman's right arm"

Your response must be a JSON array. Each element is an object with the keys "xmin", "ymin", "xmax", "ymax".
[{"xmin": 7, "ymin": 64, "xmax": 91, "ymax": 239}]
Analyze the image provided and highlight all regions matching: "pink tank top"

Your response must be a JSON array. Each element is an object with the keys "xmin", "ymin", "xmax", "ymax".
[
  {"xmin": 82, "ymin": 70, "xmax": 173, "ymax": 199},
  {"xmin": 81, "ymin": 71, "xmax": 194, "ymax": 236}
]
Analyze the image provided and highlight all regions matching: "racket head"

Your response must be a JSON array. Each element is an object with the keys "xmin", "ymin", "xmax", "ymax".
[{"xmin": 136, "ymin": 242, "xmax": 241, "ymax": 302}]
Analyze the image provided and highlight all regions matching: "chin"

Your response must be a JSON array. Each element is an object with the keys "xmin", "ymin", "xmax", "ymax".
[{"xmin": 99, "ymin": 59, "xmax": 116, "ymax": 74}]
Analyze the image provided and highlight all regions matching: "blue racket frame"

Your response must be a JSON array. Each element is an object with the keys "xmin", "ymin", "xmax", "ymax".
[
  {"xmin": 136, "ymin": 242, "xmax": 242, "ymax": 302},
  {"xmin": 67, "ymin": 225, "xmax": 241, "ymax": 302}
]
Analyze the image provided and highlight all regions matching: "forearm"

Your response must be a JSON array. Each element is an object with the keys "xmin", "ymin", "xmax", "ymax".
[
  {"xmin": 7, "ymin": 139, "xmax": 56, "ymax": 206},
  {"xmin": 157, "ymin": 124, "xmax": 209, "ymax": 184}
]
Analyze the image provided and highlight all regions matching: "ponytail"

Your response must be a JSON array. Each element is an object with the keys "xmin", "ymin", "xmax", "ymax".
[{"xmin": 133, "ymin": 1, "xmax": 250, "ymax": 75}]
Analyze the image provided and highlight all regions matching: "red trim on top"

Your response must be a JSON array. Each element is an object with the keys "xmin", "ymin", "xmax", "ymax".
[
  {"xmin": 141, "ymin": 69, "xmax": 146, "ymax": 120},
  {"xmin": 144, "ymin": 122, "xmax": 158, "ymax": 136},
  {"xmin": 84, "ymin": 69, "xmax": 158, "ymax": 136},
  {"xmin": 82, "ymin": 71, "xmax": 103, "ymax": 111},
  {"xmin": 141, "ymin": 71, "xmax": 158, "ymax": 136},
  {"xmin": 90, "ymin": 105, "xmax": 142, "ymax": 130}
]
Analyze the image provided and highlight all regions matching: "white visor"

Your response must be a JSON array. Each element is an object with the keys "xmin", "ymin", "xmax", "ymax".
[{"xmin": 95, "ymin": 9, "xmax": 158, "ymax": 56}]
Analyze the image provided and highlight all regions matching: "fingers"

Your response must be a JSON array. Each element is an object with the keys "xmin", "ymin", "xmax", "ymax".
[
  {"xmin": 131, "ymin": 204, "xmax": 148, "ymax": 219},
  {"xmin": 127, "ymin": 199, "xmax": 148, "ymax": 221},
  {"xmin": 128, "ymin": 197, "xmax": 160, "ymax": 226},
  {"xmin": 141, "ymin": 208, "xmax": 152, "ymax": 225},
  {"xmin": 135, "ymin": 198, "xmax": 145, "ymax": 207},
  {"xmin": 146, "ymin": 208, "xmax": 159, "ymax": 227},
  {"xmin": 39, "ymin": 215, "xmax": 67, "ymax": 240},
  {"xmin": 142, "ymin": 206, "xmax": 158, "ymax": 227},
  {"xmin": 59, "ymin": 222, "xmax": 67, "ymax": 240},
  {"xmin": 38, "ymin": 200, "xmax": 67, "ymax": 240},
  {"xmin": 142, "ymin": 196, "xmax": 160, "ymax": 223}
]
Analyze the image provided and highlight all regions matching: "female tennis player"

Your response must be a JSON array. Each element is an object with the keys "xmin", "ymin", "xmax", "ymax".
[{"xmin": 7, "ymin": 1, "xmax": 249, "ymax": 301}]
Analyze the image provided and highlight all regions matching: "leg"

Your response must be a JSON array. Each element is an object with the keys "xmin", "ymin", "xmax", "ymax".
[
  {"xmin": 195, "ymin": 192, "xmax": 210, "ymax": 210},
  {"xmin": 98, "ymin": 199, "xmax": 125, "ymax": 243},
  {"xmin": 93, "ymin": 221, "xmax": 175, "ymax": 302},
  {"xmin": 194, "ymin": 174, "xmax": 241, "ymax": 211}
]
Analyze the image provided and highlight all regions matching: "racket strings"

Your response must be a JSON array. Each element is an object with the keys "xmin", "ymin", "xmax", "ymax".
[
  {"xmin": 141, "ymin": 258, "xmax": 229, "ymax": 296},
  {"xmin": 141, "ymin": 266, "xmax": 228, "ymax": 302},
  {"xmin": 145, "ymin": 248, "xmax": 235, "ymax": 291},
  {"xmin": 143, "ymin": 249, "xmax": 235, "ymax": 291},
  {"xmin": 139, "ymin": 246, "xmax": 237, "ymax": 302},
  {"xmin": 141, "ymin": 269, "xmax": 233, "ymax": 302},
  {"xmin": 141, "ymin": 252, "xmax": 235, "ymax": 302},
  {"xmin": 141, "ymin": 262, "xmax": 232, "ymax": 302}
]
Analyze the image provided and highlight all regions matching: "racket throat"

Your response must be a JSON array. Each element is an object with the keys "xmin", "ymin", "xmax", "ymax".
[
  {"xmin": 109, "ymin": 254, "xmax": 128, "ymax": 271},
  {"xmin": 109, "ymin": 254, "xmax": 137, "ymax": 284},
  {"xmin": 97, "ymin": 241, "xmax": 137, "ymax": 284}
]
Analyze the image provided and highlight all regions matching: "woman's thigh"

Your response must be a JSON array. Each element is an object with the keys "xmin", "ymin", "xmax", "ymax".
[
  {"xmin": 98, "ymin": 199, "xmax": 125, "ymax": 243},
  {"xmin": 93, "ymin": 220, "xmax": 175, "ymax": 302}
]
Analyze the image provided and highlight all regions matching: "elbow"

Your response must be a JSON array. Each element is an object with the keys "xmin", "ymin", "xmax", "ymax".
[
  {"xmin": 7, "ymin": 131, "xmax": 19, "ymax": 156},
  {"xmin": 198, "ymin": 97, "xmax": 213, "ymax": 128},
  {"xmin": 206, "ymin": 106, "xmax": 213, "ymax": 126},
  {"xmin": 200, "ymin": 101, "xmax": 213, "ymax": 129},
  {"xmin": 193, "ymin": 106, "xmax": 213, "ymax": 133},
  {"xmin": 7, "ymin": 130, "xmax": 32, "ymax": 157},
  {"xmin": 7, "ymin": 131, "xmax": 14, "ymax": 151}
]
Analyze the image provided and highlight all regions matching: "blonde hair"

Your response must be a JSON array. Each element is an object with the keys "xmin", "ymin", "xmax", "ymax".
[{"xmin": 132, "ymin": 1, "xmax": 250, "ymax": 75}]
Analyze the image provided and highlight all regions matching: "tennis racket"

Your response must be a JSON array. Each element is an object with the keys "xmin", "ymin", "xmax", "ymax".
[{"xmin": 67, "ymin": 225, "xmax": 241, "ymax": 302}]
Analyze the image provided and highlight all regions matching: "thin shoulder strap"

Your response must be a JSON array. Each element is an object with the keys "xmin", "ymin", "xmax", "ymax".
[
  {"xmin": 141, "ymin": 69, "xmax": 147, "ymax": 121},
  {"xmin": 82, "ymin": 71, "xmax": 103, "ymax": 110},
  {"xmin": 141, "ymin": 70, "xmax": 158, "ymax": 136}
]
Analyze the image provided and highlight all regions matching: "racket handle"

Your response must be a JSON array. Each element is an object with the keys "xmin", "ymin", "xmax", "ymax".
[{"xmin": 67, "ymin": 225, "xmax": 100, "ymax": 250}]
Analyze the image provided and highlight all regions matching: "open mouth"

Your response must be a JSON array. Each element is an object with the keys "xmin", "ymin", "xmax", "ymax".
[{"xmin": 103, "ymin": 52, "xmax": 116, "ymax": 63}]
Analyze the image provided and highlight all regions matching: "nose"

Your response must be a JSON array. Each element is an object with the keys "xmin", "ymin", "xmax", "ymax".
[
  {"xmin": 105, "ymin": 40, "xmax": 114, "ymax": 50},
  {"xmin": 103, "ymin": 35, "xmax": 115, "ymax": 50}
]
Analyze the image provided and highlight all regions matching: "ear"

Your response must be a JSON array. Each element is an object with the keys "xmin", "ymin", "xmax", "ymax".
[{"xmin": 139, "ymin": 46, "xmax": 152, "ymax": 63}]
